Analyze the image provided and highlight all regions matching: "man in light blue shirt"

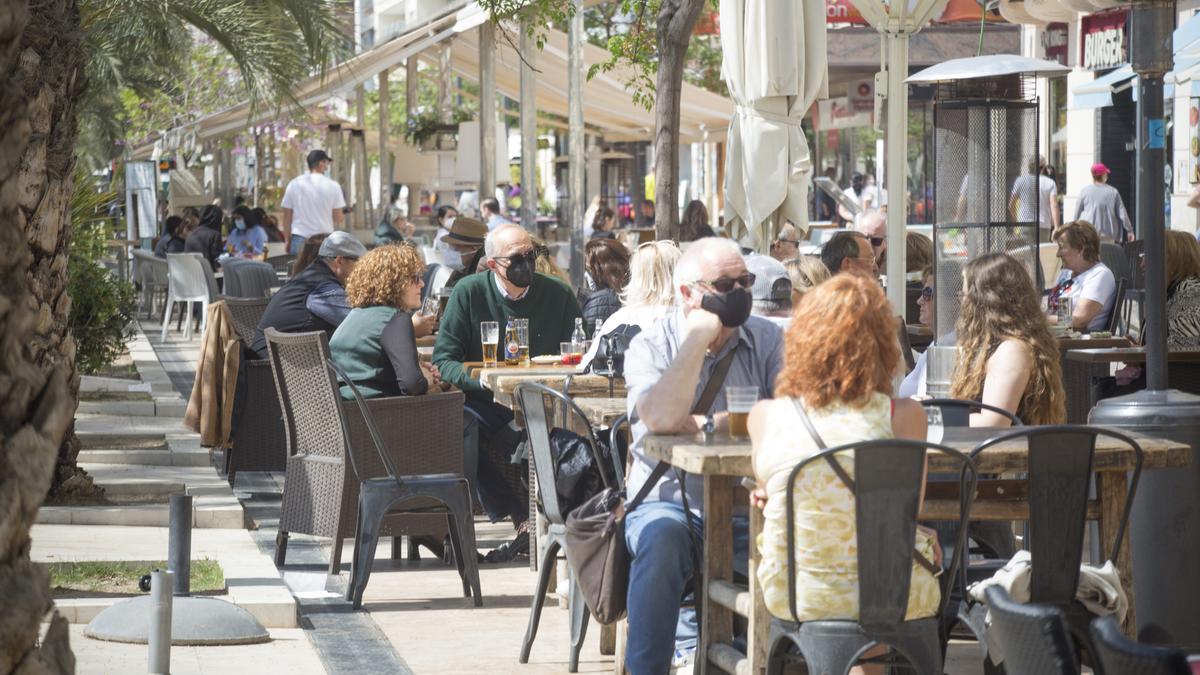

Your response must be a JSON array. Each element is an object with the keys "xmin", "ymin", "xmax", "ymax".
[
  {"xmin": 622, "ymin": 237, "xmax": 784, "ymax": 672},
  {"xmin": 481, "ymin": 197, "xmax": 512, "ymax": 231}
]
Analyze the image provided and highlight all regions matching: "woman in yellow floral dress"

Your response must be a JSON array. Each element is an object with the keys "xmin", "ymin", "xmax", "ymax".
[{"xmin": 748, "ymin": 273, "xmax": 942, "ymax": 627}]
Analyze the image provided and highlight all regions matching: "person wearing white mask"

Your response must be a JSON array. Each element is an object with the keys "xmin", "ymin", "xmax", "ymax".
[
  {"xmin": 426, "ymin": 216, "xmax": 489, "ymax": 299},
  {"xmin": 432, "ymin": 205, "xmax": 459, "ymax": 267}
]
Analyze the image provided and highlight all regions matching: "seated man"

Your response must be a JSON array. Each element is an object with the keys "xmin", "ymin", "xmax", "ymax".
[
  {"xmin": 250, "ymin": 232, "xmax": 435, "ymax": 358},
  {"xmin": 820, "ymin": 230, "xmax": 876, "ymax": 277},
  {"xmin": 745, "ymin": 253, "xmax": 793, "ymax": 327},
  {"xmin": 433, "ymin": 224, "xmax": 583, "ymax": 552},
  {"xmin": 622, "ymin": 237, "xmax": 784, "ymax": 672}
]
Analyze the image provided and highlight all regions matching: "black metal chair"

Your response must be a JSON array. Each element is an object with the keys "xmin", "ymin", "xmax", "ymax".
[
  {"xmin": 956, "ymin": 425, "xmax": 1145, "ymax": 668},
  {"xmin": 920, "ymin": 398, "xmax": 1023, "ymax": 428},
  {"xmin": 765, "ymin": 439, "xmax": 979, "ymax": 675},
  {"xmin": 1105, "ymin": 277, "xmax": 1127, "ymax": 335},
  {"xmin": 1090, "ymin": 615, "xmax": 1193, "ymax": 675},
  {"xmin": 513, "ymin": 383, "xmax": 619, "ymax": 673},
  {"xmin": 985, "ymin": 585, "xmax": 1079, "ymax": 675}
]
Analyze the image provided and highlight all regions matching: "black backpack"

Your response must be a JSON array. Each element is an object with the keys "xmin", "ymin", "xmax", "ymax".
[{"xmin": 590, "ymin": 324, "xmax": 642, "ymax": 379}]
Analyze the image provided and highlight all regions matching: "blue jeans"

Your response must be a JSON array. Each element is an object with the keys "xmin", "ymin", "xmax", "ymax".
[
  {"xmin": 289, "ymin": 234, "xmax": 307, "ymax": 255},
  {"xmin": 624, "ymin": 500, "xmax": 749, "ymax": 674}
]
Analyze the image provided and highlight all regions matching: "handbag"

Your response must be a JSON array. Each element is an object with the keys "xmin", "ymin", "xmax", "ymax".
[
  {"xmin": 564, "ymin": 346, "xmax": 738, "ymax": 624},
  {"xmin": 590, "ymin": 323, "xmax": 642, "ymax": 379}
]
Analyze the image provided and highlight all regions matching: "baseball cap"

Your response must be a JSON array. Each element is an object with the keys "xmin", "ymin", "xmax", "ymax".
[
  {"xmin": 318, "ymin": 231, "xmax": 367, "ymax": 259},
  {"xmin": 307, "ymin": 149, "xmax": 333, "ymax": 168},
  {"xmin": 1091, "ymin": 162, "xmax": 1110, "ymax": 176},
  {"xmin": 745, "ymin": 254, "xmax": 793, "ymax": 302}
]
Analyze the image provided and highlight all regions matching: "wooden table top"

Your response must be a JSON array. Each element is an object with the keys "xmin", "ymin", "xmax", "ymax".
[
  {"xmin": 643, "ymin": 426, "xmax": 1192, "ymax": 478},
  {"xmin": 416, "ymin": 335, "xmax": 437, "ymax": 348},
  {"xmin": 1056, "ymin": 336, "xmax": 1132, "ymax": 351},
  {"xmin": 1066, "ymin": 347, "xmax": 1200, "ymax": 364},
  {"xmin": 573, "ymin": 397, "xmax": 628, "ymax": 428}
]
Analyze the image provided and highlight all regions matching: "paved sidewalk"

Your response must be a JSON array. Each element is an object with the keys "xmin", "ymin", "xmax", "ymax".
[{"xmin": 66, "ymin": 625, "xmax": 323, "ymax": 675}]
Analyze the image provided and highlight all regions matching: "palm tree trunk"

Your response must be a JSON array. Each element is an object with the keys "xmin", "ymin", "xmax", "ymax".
[
  {"xmin": 653, "ymin": 0, "xmax": 706, "ymax": 241},
  {"xmin": 18, "ymin": 0, "xmax": 98, "ymax": 503},
  {"xmin": 1, "ymin": 1, "xmax": 78, "ymax": 671}
]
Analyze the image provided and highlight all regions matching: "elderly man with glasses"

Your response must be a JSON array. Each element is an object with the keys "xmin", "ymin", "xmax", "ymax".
[
  {"xmin": 433, "ymin": 224, "xmax": 583, "ymax": 553},
  {"xmin": 820, "ymin": 230, "xmax": 878, "ymax": 277},
  {"xmin": 768, "ymin": 220, "xmax": 802, "ymax": 262},
  {"xmin": 621, "ymin": 237, "xmax": 784, "ymax": 671}
]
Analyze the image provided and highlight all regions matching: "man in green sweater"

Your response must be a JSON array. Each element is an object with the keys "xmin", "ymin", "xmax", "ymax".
[{"xmin": 434, "ymin": 224, "xmax": 582, "ymax": 558}]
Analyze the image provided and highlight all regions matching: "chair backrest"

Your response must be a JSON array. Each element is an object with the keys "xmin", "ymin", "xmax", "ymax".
[
  {"xmin": 221, "ymin": 258, "xmax": 276, "ymax": 299},
  {"xmin": 1106, "ymin": 277, "xmax": 1127, "ymax": 335},
  {"xmin": 263, "ymin": 329, "xmax": 359, "ymax": 477},
  {"xmin": 328, "ymin": 359, "xmax": 401, "ymax": 484},
  {"xmin": 1100, "ymin": 243, "xmax": 1131, "ymax": 286},
  {"xmin": 921, "ymin": 398, "xmax": 1023, "ymax": 428},
  {"xmin": 513, "ymin": 382, "xmax": 616, "ymax": 525},
  {"xmin": 1124, "ymin": 240, "xmax": 1145, "ymax": 290},
  {"xmin": 984, "ymin": 585, "xmax": 1079, "ymax": 675},
  {"xmin": 1090, "ymin": 615, "xmax": 1191, "ymax": 675},
  {"xmin": 266, "ymin": 254, "xmax": 296, "ymax": 276},
  {"xmin": 971, "ymin": 426, "xmax": 1143, "ymax": 604},
  {"xmin": 897, "ymin": 316, "xmax": 916, "ymax": 374},
  {"xmin": 220, "ymin": 296, "xmax": 270, "ymax": 345},
  {"xmin": 783, "ymin": 439, "xmax": 978, "ymax": 627},
  {"xmin": 165, "ymin": 253, "xmax": 213, "ymax": 302},
  {"xmin": 905, "ymin": 286, "xmax": 922, "ymax": 326}
]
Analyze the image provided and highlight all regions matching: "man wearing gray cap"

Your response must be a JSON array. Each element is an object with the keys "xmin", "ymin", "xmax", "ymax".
[
  {"xmin": 745, "ymin": 253, "xmax": 794, "ymax": 326},
  {"xmin": 248, "ymin": 231, "xmax": 366, "ymax": 358}
]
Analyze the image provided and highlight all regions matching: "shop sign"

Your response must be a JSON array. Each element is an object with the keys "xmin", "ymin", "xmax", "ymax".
[
  {"xmin": 848, "ymin": 79, "xmax": 874, "ymax": 113},
  {"xmin": 1043, "ymin": 22, "xmax": 1069, "ymax": 66},
  {"xmin": 1080, "ymin": 9, "xmax": 1129, "ymax": 71},
  {"xmin": 816, "ymin": 97, "xmax": 872, "ymax": 131}
]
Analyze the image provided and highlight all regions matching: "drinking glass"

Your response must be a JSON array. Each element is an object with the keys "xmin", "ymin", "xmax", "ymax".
[
  {"xmin": 725, "ymin": 386, "xmax": 760, "ymax": 438},
  {"xmin": 1056, "ymin": 296, "xmax": 1074, "ymax": 331},
  {"xmin": 515, "ymin": 318, "xmax": 530, "ymax": 367},
  {"xmin": 560, "ymin": 341, "xmax": 583, "ymax": 366},
  {"xmin": 481, "ymin": 321, "xmax": 500, "ymax": 367},
  {"xmin": 925, "ymin": 406, "xmax": 944, "ymax": 444}
]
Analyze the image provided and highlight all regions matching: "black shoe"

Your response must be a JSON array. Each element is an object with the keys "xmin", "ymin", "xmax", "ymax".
[{"xmin": 483, "ymin": 530, "xmax": 529, "ymax": 563}]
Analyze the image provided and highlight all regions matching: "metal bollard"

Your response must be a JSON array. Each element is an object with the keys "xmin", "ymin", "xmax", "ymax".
[
  {"xmin": 148, "ymin": 569, "xmax": 173, "ymax": 675},
  {"xmin": 168, "ymin": 495, "xmax": 192, "ymax": 597}
]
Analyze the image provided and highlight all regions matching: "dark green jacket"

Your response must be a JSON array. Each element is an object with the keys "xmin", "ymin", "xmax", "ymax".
[{"xmin": 434, "ymin": 271, "xmax": 582, "ymax": 398}]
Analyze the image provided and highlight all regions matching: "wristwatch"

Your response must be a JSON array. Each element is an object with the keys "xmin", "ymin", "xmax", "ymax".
[{"xmin": 702, "ymin": 414, "xmax": 716, "ymax": 435}]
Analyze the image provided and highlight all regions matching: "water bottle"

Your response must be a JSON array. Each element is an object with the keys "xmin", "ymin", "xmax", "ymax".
[{"xmin": 571, "ymin": 317, "xmax": 586, "ymax": 345}]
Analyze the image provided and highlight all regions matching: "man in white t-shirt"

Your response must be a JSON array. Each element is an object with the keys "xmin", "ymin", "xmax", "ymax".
[
  {"xmin": 1009, "ymin": 161, "xmax": 1059, "ymax": 238},
  {"xmin": 281, "ymin": 150, "xmax": 347, "ymax": 254}
]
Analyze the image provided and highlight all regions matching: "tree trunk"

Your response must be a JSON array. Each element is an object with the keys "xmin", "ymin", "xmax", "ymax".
[
  {"xmin": 1, "ymin": 1, "xmax": 78, "ymax": 672},
  {"xmin": 653, "ymin": 0, "xmax": 706, "ymax": 241},
  {"xmin": 18, "ymin": 0, "xmax": 96, "ymax": 503}
]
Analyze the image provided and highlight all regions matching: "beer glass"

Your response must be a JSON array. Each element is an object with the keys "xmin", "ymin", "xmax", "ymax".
[
  {"xmin": 1056, "ymin": 296, "xmax": 1074, "ymax": 331},
  {"xmin": 481, "ymin": 321, "xmax": 500, "ymax": 367},
  {"xmin": 725, "ymin": 386, "xmax": 759, "ymax": 438},
  {"xmin": 925, "ymin": 406, "xmax": 944, "ymax": 444},
  {"xmin": 515, "ymin": 319, "xmax": 530, "ymax": 367}
]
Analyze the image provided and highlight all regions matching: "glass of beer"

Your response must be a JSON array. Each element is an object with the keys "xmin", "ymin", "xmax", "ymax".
[
  {"xmin": 725, "ymin": 386, "xmax": 759, "ymax": 438},
  {"xmin": 481, "ymin": 321, "xmax": 500, "ymax": 367},
  {"xmin": 515, "ymin": 319, "xmax": 530, "ymax": 367}
]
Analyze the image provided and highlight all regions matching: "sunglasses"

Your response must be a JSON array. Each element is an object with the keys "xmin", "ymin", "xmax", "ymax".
[
  {"xmin": 697, "ymin": 273, "xmax": 756, "ymax": 293},
  {"xmin": 920, "ymin": 286, "xmax": 934, "ymax": 299},
  {"xmin": 495, "ymin": 250, "xmax": 537, "ymax": 266},
  {"xmin": 775, "ymin": 238, "xmax": 799, "ymax": 246}
]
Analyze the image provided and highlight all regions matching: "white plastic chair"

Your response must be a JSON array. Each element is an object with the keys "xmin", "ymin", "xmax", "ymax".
[{"xmin": 162, "ymin": 253, "xmax": 213, "ymax": 341}]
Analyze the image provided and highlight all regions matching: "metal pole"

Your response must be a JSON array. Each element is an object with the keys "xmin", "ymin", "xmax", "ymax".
[
  {"xmin": 884, "ymin": 32, "xmax": 909, "ymax": 314},
  {"xmin": 480, "ymin": 21, "xmax": 497, "ymax": 205},
  {"xmin": 378, "ymin": 69, "xmax": 391, "ymax": 224},
  {"xmin": 167, "ymin": 494, "xmax": 192, "ymax": 597},
  {"xmin": 1132, "ymin": 0, "xmax": 1172, "ymax": 390},
  {"xmin": 567, "ymin": 2, "xmax": 585, "ymax": 289},
  {"xmin": 406, "ymin": 57, "xmax": 421, "ymax": 218},
  {"xmin": 147, "ymin": 569, "xmax": 173, "ymax": 674},
  {"xmin": 519, "ymin": 17, "xmax": 538, "ymax": 234}
]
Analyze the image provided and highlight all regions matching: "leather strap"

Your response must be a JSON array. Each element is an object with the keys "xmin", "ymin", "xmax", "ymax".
[{"xmin": 790, "ymin": 398, "xmax": 941, "ymax": 577}]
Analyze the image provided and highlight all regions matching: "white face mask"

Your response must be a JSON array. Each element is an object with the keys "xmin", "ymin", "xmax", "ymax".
[
  {"xmin": 443, "ymin": 216, "xmax": 456, "ymax": 230},
  {"xmin": 442, "ymin": 247, "xmax": 467, "ymax": 272}
]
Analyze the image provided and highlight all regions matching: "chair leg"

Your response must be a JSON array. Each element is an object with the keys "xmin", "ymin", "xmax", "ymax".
[
  {"xmin": 183, "ymin": 302, "xmax": 193, "ymax": 340},
  {"xmin": 445, "ymin": 514, "xmax": 470, "ymax": 598},
  {"xmin": 160, "ymin": 298, "xmax": 172, "ymax": 342},
  {"xmin": 274, "ymin": 531, "xmax": 289, "ymax": 567},
  {"xmin": 519, "ymin": 538, "xmax": 561, "ymax": 663},
  {"xmin": 329, "ymin": 534, "xmax": 345, "ymax": 576},
  {"xmin": 405, "ymin": 536, "xmax": 421, "ymax": 561},
  {"xmin": 449, "ymin": 488, "xmax": 482, "ymax": 606},
  {"xmin": 348, "ymin": 489, "xmax": 391, "ymax": 610},
  {"xmin": 199, "ymin": 299, "xmax": 208, "ymax": 335},
  {"xmin": 568, "ymin": 571, "xmax": 590, "ymax": 672}
]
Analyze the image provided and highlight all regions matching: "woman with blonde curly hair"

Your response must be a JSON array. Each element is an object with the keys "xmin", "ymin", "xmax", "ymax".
[
  {"xmin": 748, "ymin": 273, "xmax": 938, "ymax": 630},
  {"xmin": 950, "ymin": 253, "xmax": 1065, "ymax": 426},
  {"xmin": 329, "ymin": 244, "xmax": 445, "ymax": 398}
]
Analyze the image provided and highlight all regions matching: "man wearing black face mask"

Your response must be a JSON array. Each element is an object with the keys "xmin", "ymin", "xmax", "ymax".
[
  {"xmin": 433, "ymin": 224, "xmax": 583, "ymax": 547},
  {"xmin": 619, "ymin": 237, "xmax": 784, "ymax": 672}
]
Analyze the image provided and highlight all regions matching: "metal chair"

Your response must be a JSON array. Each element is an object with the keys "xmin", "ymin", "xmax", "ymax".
[
  {"xmin": 1090, "ymin": 615, "xmax": 1192, "ymax": 675},
  {"xmin": 162, "ymin": 253, "xmax": 213, "ymax": 341},
  {"xmin": 956, "ymin": 425, "xmax": 1145, "ymax": 668},
  {"xmin": 265, "ymin": 254, "xmax": 296, "ymax": 277},
  {"xmin": 765, "ymin": 439, "xmax": 979, "ymax": 675},
  {"xmin": 984, "ymin": 585, "xmax": 1079, "ymax": 675},
  {"xmin": 221, "ymin": 258, "xmax": 276, "ymax": 298},
  {"xmin": 898, "ymin": 316, "xmax": 916, "ymax": 374},
  {"xmin": 329, "ymin": 359, "xmax": 481, "ymax": 610},
  {"xmin": 514, "ymin": 383, "xmax": 620, "ymax": 673},
  {"xmin": 264, "ymin": 329, "xmax": 471, "ymax": 582},
  {"xmin": 1105, "ymin": 277, "xmax": 1127, "ymax": 335},
  {"xmin": 920, "ymin": 398, "xmax": 1023, "ymax": 428}
]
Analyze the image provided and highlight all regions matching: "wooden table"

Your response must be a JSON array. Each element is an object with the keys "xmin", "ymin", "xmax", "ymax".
[
  {"xmin": 416, "ymin": 334, "xmax": 437, "ymax": 348},
  {"xmin": 1056, "ymin": 336, "xmax": 1134, "ymax": 424},
  {"xmin": 643, "ymin": 427, "xmax": 1192, "ymax": 675},
  {"xmin": 573, "ymin": 397, "xmax": 627, "ymax": 429},
  {"xmin": 478, "ymin": 365, "xmax": 626, "ymax": 407},
  {"xmin": 1066, "ymin": 347, "xmax": 1200, "ymax": 364}
]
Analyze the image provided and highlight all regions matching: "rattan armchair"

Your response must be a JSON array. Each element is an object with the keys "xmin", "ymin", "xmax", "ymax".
[
  {"xmin": 264, "ymin": 329, "xmax": 467, "ymax": 577},
  {"xmin": 221, "ymin": 297, "xmax": 287, "ymax": 483}
]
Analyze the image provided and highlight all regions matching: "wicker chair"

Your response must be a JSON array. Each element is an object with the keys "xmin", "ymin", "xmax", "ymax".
[
  {"xmin": 220, "ymin": 297, "xmax": 287, "ymax": 483},
  {"xmin": 984, "ymin": 586, "xmax": 1079, "ymax": 675},
  {"xmin": 264, "ymin": 329, "xmax": 465, "ymax": 576},
  {"xmin": 266, "ymin": 254, "xmax": 296, "ymax": 277},
  {"xmin": 1090, "ymin": 615, "xmax": 1193, "ymax": 675}
]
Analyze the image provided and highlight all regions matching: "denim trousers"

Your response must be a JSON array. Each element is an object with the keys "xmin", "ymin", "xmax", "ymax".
[
  {"xmin": 623, "ymin": 500, "xmax": 748, "ymax": 675},
  {"xmin": 288, "ymin": 234, "xmax": 307, "ymax": 255}
]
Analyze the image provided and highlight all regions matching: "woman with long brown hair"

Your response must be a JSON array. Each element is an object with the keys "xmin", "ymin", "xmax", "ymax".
[{"xmin": 950, "ymin": 252, "xmax": 1066, "ymax": 426}]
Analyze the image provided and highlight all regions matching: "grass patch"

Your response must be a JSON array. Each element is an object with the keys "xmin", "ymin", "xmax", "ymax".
[{"xmin": 47, "ymin": 560, "xmax": 225, "ymax": 599}]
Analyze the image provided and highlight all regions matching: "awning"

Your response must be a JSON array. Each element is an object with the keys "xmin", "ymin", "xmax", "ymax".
[
  {"xmin": 1071, "ymin": 65, "xmax": 1135, "ymax": 109},
  {"xmin": 428, "ymin": 25, "xmax": 732, "ymax": 142},
  {"xmin": 1175, "ymin": 9, "xmax": 1200, "ymax": 60}
]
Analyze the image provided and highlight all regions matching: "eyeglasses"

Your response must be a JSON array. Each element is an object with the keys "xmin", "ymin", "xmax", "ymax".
[
  {"xmin": 775, "ymin": 238, "xmax": 799, "ymax": 246},
  {"xmin": 868, "ymin": 236, "xmax": 885, "ymax": 247},
  {"xmin": 920, "ymin": 286, "xmax": 934, "ymax": 299},
  {"xmin": 696, "ymin": 273, "xmax": 756, "ymax": 293}
]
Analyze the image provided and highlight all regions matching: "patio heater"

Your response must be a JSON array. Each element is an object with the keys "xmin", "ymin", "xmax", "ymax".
[
  {"xmin": 906, "ymin": 56, "xmax": 1068, "ymax": 395},
  {"xmin": 1090, "ymin": 0, "xmax": 1200, "ymax": 650}
]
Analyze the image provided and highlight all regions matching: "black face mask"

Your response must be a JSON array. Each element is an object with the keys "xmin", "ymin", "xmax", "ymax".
[
  {"xmin": 504, "ymin": 254, "xmax": 535, "ymax": 288},
  {"xmin": 700, "ymin": 287, "xmax": 752, "ymax": 327}
]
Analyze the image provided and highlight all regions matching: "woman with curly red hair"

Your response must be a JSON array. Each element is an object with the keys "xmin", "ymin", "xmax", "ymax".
[{"xmin": 748, "ymin": 273, "xmax": 940, "ymax": 629}]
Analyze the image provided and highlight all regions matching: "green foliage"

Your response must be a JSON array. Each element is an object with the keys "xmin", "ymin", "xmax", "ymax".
[
  {"xmin": 67, "ymin": 171, "xmax": 136, "ymax": 375},
  {"xmin": 403, "ymin": 108, "xmax": 474, "ymax": 146}
]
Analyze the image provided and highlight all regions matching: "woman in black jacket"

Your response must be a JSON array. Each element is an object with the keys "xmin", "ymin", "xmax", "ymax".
[
  {"xmin": 154, "ymin": 215, "xmax": 186, "ymax": 258},
  {"xmin": 184, "ymin": 204, "xmax": 225, "ymax": 271},
  {"xmin": 581, "ymin": 238, "xmax": 630, "ymax": 328}
]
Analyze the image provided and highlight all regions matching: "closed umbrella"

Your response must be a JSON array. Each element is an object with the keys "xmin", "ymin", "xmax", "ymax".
[{"xmin": 720, "ymin": 0, "xmax": 828, "ymax": 249}]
